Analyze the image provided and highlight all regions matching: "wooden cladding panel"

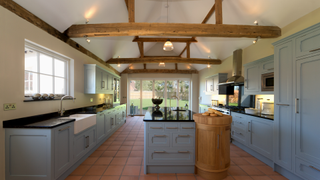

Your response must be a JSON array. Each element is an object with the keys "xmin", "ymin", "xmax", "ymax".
[{"xmin": 66, "ymin": 23, "xmax": 281, "ymax": 38}]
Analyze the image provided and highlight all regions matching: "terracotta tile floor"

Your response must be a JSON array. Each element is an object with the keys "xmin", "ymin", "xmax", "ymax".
[{"xmin": 66, "ymin": 116, "xmax": 288, "ymax": 180}]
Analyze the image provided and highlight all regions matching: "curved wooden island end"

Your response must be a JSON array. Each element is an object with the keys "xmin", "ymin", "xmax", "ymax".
[{"xmin": 193, "ymin": 113, "xmax": 232, "ymax": 180}]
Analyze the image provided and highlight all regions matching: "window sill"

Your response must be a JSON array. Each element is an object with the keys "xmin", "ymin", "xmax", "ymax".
[{"xmin": 24, "ymin": 98, "xmax": 76, "ymax": 102}]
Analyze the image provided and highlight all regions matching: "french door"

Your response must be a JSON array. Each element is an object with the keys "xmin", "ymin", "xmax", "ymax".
[{"xmin": 129, "ymin": 79, "xmax": 190, "ymax": 115}]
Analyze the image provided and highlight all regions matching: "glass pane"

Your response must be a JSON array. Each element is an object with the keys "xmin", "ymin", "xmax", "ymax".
[
  {"xmin": 40, "ymin": 74, "xmax": 53, "ymax": 94},
  {"xmin": 25, "ymin": 48, "xmax": 38, "ymax": 72},
  {"xmin": 24, "ymin": 72, "xmax": 38, "ymax": 95},
  {"xmin": 55, "ymin": 77, "xmax": 65, "ymax": 94},
  {"xmin": 40, "ymin": 53, "xmax": 53, "ymax": 75},
  {"xmin": 54, "ymin": 59, "xmax": 65, "ymax": 77},
  {"xmin": 154, "ymin": 80, "xmax": 165, "ymax": 108},
  {"xmin": 166, "ymin": 80, "xmax": 178, "ymax": 108},
  {"xmin": 228, "ymin": 86, "xmax": 239, "ymax": 106},
  {"xmin": 179, "ymin": 80, "xmax": 190, "ymax": 109},
  {"xmin": 142, "ymin": 80, "xmax": 153, "ymax": 114},
  {"xmin": 129, "ymin": 80, "xmax": 141, "ymax": 115}
]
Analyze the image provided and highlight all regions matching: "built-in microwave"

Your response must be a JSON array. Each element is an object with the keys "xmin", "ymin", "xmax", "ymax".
[{"xmin": 261, "ymin": 72, "xmax": 274, "ymax": 91}]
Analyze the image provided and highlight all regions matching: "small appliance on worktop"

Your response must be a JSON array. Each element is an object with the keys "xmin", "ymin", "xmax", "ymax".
[{"xmin": 143, "ymin": 107, "xmax": 195, "ymax": 121}]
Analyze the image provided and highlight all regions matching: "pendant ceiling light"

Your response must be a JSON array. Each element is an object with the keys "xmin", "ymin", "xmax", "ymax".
[
  {"xmin": 163, "ymin": 0, "xmax": 173, "ymax": 51},
  {"xmin": 163, "ymin": 39, "xmax": 174, "ymax": 51}
]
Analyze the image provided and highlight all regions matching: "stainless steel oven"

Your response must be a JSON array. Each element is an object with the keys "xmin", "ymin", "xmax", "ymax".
[{"xmin": 261, "ymin": 72, "xmax": 274, "ymax": 91}]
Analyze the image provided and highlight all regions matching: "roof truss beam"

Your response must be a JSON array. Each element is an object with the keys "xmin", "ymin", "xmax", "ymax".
[
  {"xmin": 107, "ymin": 57, "xmax": 221, "ymax": 65},
  {"xmin": 66, "ymin": 23, "xmax": 281, "ymax": 38},
  {"xmin": 121, "ymin": 69, "xmax": 198, "ymax": 74}
]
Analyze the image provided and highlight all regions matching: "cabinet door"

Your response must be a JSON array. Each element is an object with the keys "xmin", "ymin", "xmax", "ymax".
[
  {"xmin": 244, "ymin": 64, "xmax": 260, "ymax": 94},
  {"xmin": 295, "ymin": 28, "xmax": 320, "ymax": 58},
  {"xmin": 295, "ymin": 55, "xmax": 320, "ymax": 164},
  {"xmin": 86, "ymin": 127, "xmax": 97, "ymax": 152},
  {"xmin": 96, "ymin": 112, "xmax": 106, "ymax": 143},
  {"xmin": 274, "ymin": 41, "xmax": 293, "ymax": 170},
  {"xmin": 96, "ymin": 68, "xmax": 103, "ymax": 93},
  {"xmin": 109, "ymin": 75, "xmax": 113, "ymax": 91},
  {"xmin": 261, "ymin": 60, "xmax": 274, "ymax": 74},
  {"xmin": 54, "ymin": 123, "xmax": 74, "ymax": 178},
  {"xmin": 247, "ymin": 118, "xmax": 273, "ymax": 159},
  {"xmin": 73, "ymin": 132, "xmax": 87, "ymax": 162},
  {"xmin": 205, "ymin": 78, "xmax": 214, "ymax": 93},
  {"xmin": 102, "ymin": 72, "xmax": 108, "ymax": 91},
  {"xmin": 213, "ymin": 76, "xmax": 219, "ymax": 94}
]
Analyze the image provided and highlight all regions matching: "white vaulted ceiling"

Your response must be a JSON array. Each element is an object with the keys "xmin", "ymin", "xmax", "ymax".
[{"xmin": 13, "ymin": 0, "xmax": 320, "ymax": 71}]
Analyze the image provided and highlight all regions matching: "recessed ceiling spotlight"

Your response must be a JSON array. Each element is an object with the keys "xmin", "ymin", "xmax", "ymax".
[
  {"xmin": 117, "ymin": 56, "xmax": 121, "ymax": 67},
  {"xmin": 207, "ymin": 64, "xmax": 211, "ymax": 68},
  {"xmin": 254, "ymin": 20, "xmax": 258, "ymax": 25},
  {"xmin": 159, "ymin": 62, "xmax": 165, "ymax": 67}
]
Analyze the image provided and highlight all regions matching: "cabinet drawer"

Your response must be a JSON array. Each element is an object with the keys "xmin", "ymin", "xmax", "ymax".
[
  {"xmin": 148, "ymin": 148, "xmax": 194, "ymax": 164},
  {"xmin": 232, "ymin": 114, "xmax": 247, "ymax": 131},
  {"xmin": 147, "ymin": 123, "xmax": 164, "ymax": 132},
  {"xmin": 295, "ymin": 28, "xmax": 320, "ymax": 58},
  {"xmin": 180, "ymin": 123, "xmax": 195, "ymax": 132},
  {"xmin": 148, "ymin": 133, "xmax": 170, "ymax": 147},
  {"xmin": 295, "ymin": 158, "xmax": 320, "ymax": 180},
  {"xmin": 164, "ymin": 123, "xmax": 179, "ymax": 132},
  {"xmin": 172, "ymin": 133, "xmax": 194, "ymax": 147},
  {"xmin": 231, "ymin": 128, "xmax": 247, "ymax": 145}
]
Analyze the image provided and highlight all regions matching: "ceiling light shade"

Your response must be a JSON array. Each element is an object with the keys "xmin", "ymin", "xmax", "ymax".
[
  {"xmin": 163, "ymin": 39, "xmax": 174, "ymax": 51},
  {"xmin": 159, "ymin": 62, "xmax": 165, "ymax": 67}
]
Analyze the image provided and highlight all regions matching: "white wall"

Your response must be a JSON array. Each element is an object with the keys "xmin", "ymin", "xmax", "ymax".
[{"xmin": 0, "ymin": 7, "xmax": 117, "ymax": 180}]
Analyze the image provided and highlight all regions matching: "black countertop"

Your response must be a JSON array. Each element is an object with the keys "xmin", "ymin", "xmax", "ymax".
[
  {"xmin": 3, "ymin": 103, "xmax": 127, "ymax": 129},
  {"xmin": 231, "ymin": 110, "xmax": 274, "ymax": 120},
  {"xmin": 143, "ymin": 107, "xmax": 195, "ymax": 122}
]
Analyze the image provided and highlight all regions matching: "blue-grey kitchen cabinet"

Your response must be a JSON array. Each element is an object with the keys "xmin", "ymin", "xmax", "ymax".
[
  {"xmin": 243, "ymin": 63, "xmax": 260, "ymax": 94},
  {"xmin": 5, "ymin": 122, "xmax": 74, "ymax": 180},
  {"xmin": 73, "ymin": 125, "xmax": 96, "ymax": 163},
  {"xmin": 144, "ymin": 122, "xmax": 195, "ymax": 174},
  {"xmin": 96, "ymin": 112, "xmax": 107, "ymax": 142},
  {"xmin": 272, "ymin": 22, "xmax": 320, "ymax": 180},
  {"xmin": 231, "ymin": 112, "xmax": 273, "ymax": 162}
]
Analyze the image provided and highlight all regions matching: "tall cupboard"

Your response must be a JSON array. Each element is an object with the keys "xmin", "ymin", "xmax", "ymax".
[{"xmin": 273, "ymin": 22, "xmax": 320, "ymax": 180}]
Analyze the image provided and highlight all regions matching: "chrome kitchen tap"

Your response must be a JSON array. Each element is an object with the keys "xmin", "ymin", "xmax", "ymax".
[
  {"xmin": 59, "ymin": 95, "xmax": 75, "ymax": 116},
  {"xmin": 170, "ymin": 95, "xmax": 179, "ymax": 109}
]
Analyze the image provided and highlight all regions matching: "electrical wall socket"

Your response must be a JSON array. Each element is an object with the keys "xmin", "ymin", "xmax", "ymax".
[
  {"xmin": 90, "ymin": 98, "xmax": 93, "ymax": 102},
  {"xmin": 4, "ymin": 103, "xmax": 16, "ymax": 111}
]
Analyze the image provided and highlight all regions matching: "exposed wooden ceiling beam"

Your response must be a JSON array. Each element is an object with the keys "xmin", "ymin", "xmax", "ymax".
[
  {"xmin": 128, "ymin": 0, "xmax": 135, "ymax": 22},
  {"xmin": 66, "ymin": 23, "xmax": 281, "ymax": 38},
  {"xmin": 215, "ymin": 0, "xmax": 223, "ymax": 24},
  {"xmin": 0, "ymin": 0, "xmax": 120, "ymax": 76},
  {"xmin": 132, "ymin": 37, "xmax": 197, "ymax": 43},
  {"xmin": 124, "ymin": 0, "xmax": 128, "ymax": 9},
  {"xmin": 107, "ymin": 57, "xmax": 221, "ymax": 65},
  {"xmin": 202, "ymin": 4, "xmax": 216, "ymax": 24},
  {"xmin": 137, "ymin": 42, "xmax": 144, "ymax": 58},
  {"xmin": 121, "ymin": 69, "xmax": 198, "ymax": 74},
  {"xmin": 186, "ymin": 42, "xmax": 191, "ymax": 58},
  {"xmin": 179, "ymin": 46, "xmax": 187, "ymax": 57}
]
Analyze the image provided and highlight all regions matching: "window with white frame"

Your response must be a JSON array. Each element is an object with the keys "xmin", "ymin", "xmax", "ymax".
[{"xmin": 24, "ymin": 41, "xmax": 70, "ymax": 96}]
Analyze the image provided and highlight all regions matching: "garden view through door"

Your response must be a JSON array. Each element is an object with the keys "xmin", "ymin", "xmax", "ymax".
[
  {"xmin": 142, "ymin": 80, "xmax": 153, "ymax": 114},
  {"xmin": 129, "ymin": 80, "xmax": 140, "ymax": 115}
]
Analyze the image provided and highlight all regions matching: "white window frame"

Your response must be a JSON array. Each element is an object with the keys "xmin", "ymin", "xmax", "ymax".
[{"xmin": 24, "ymin": 40, "xmax": 71, "ymax": 97}]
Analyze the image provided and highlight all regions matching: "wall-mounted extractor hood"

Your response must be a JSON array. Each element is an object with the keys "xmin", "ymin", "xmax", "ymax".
[{"xmin": 219, "ymin": 49, "xmax": 244, "ymax": 86}]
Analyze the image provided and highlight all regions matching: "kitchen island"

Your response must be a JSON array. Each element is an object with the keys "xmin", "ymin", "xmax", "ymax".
[{"xmin": 143, "ymin": 107, "xmax": 196, "ymax": 174}]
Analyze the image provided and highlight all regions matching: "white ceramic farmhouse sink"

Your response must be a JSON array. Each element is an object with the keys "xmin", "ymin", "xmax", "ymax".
[{"xmin": 60, "ymin": 114, "xmax": 96, "ymax": 134}]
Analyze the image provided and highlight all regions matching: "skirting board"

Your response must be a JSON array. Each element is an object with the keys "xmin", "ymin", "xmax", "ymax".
[{"xmin": 146, "ymin": 165, "xmax": 194, "ymax": 174}]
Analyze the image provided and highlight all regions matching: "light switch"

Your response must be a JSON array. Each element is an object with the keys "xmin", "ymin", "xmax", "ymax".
[{"xmin": 4, "ymin": 103, "xmax": 16, "ymax": 111}]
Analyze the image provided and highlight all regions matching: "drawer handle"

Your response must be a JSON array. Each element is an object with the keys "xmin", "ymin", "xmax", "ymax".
[
  {"xmin": 309, "ymin": 48, "xmax": 320, "ymax": 52},
  {"xmin": 235, "ymin": 116, "xmax": 242, "ymax": 119},
  {"xmin": 182, "ymin": 127, "xmax": 194, "ymax": 129},
  {"xmin": 236, "ymin": 121, "xmax": 242, "ymax": 124},
  {"xmin": 85, "ymin": 136, "xmax": 89, "ymax": 148},
  {"xmin": 154, "ymin": 151, "xmax": 165, "ymax": 153},
  {"xmin": 154, "ymin": 135, "xmax": 166, "ymax": 137},
  {"xmin": 309, "ymin": 165, "xmax": 320, "ymax": 172},
  {"xmin": 178, "ymin": 135, "xmax": 189, "ymax": 137},
  {"xmin": 150, "ymin": 127, "xmax": 162, "ymax": 129},
  {"xmin": 178, "ymin": 151, "xmax": 189, "ymax": 153},
  {"xmin": 59, "ymin": 126, "xmax": 70, "ymax": 131},
  {"xmin": 295, "ymin": 98, "xmax": 299, "ymax": 114},
  {"xmin": 166, "ymin": 127, "xmax": 178, "ymax": 129},
  {"xmin": 267, "ymin": 68, "xmax": 274, "ymax": 71},
  {"xmin": 276, "ymin": 104, "xmax": 290, "ymax": 106},
  {"xmin": 235, "ymin": 132, "xmax": 242, "ymax": 135},
  {"xmin": 248, "ymin": 122, "xmax": 251, "ymax": 132}
]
